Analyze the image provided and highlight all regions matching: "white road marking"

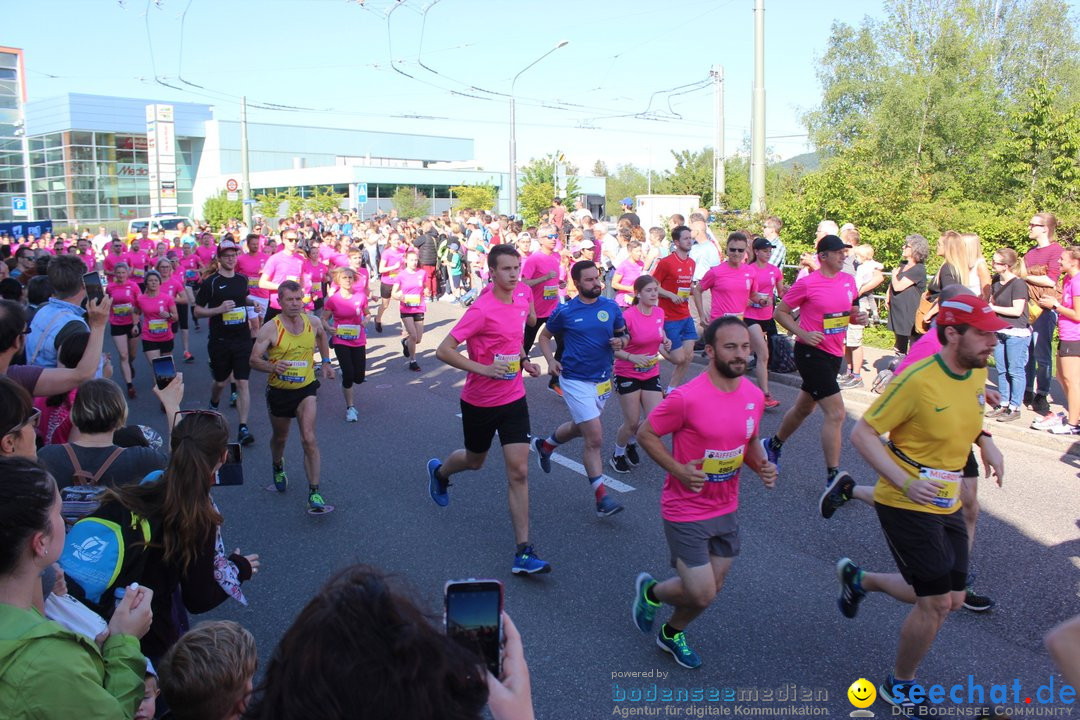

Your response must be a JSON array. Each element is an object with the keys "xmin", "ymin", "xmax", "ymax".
[{"xmin": 532, "ymin": 444, "xmax": 635, "ymax": 493}]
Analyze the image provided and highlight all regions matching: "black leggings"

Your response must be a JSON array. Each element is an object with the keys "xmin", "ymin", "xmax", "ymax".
[
  {"xmin": 176, "ymin": 304, "xmax": 189, "ymax": 330},
  {"xmin": 335, "ymin": 344, "xmax": 367, "ymax": 388},
  {"xmin": 523, "ymin": 316, "xmax": 548, "ymax": 355}
]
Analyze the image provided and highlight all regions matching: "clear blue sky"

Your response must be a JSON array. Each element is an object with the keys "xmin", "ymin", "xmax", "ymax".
[{"xmin": 5, "ymin": 0, "xmax": 1078, "ymax": 175}]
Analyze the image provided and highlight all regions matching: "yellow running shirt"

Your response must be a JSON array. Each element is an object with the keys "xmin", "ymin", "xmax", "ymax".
[
  {"xmin": 267, "ymin": 314, "xmax": 316, "ymax": 390},
  {"xmin": 864, "ymin": 354, "xmax": 986, "ymax": 515}
]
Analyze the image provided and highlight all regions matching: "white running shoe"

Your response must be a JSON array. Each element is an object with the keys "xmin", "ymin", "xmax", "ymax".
[
  {"xmin": 1032, "ymin": 412, "xmax": 1065, "ymax": 430},
  {"xmin": 345, "ymin": 406, "xmax": 358, "ymax": 423}
]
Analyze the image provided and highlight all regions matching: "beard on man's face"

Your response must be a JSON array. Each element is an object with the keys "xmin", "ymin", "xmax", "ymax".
[
  {"xmin": 713, "ymin": 354, "xmax": 746, "ymax": 379},
  {"xmin": 579, "ymin": 284, "xmax": 602, "ymax": 298}
]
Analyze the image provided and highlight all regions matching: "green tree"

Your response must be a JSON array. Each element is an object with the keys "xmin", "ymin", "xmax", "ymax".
[
  {"xmin": 604, "ymin": 164, "xmax": 650, "ymax": 215},
  {"xmin": 518, "ymin": 182, "xmax": 555, "ymax": 226},
  {"xmin": 202, "ymin": 190, "xmax": 243, "ymax": 230},
  {"xmin": 519, "ymin": 152, "xmax": 582, "ymax": 203},
  {"xmin": 304, "ymin": 186, "xmax": 346, "ymax": 214},
  {"xmin": 254, "ymin": 190, "xmax": 287, "ymax": 219},
  {"xmin": 592, "ymin": 159, "xmax": 609, "ymax": 177},
  {"xmin": 392, "ymin": 187, "xmax": 430, "ymax": 218},
  {"xmin": 450, "ymin": 183, "xmax": 498, "ymax": 212},
  {"xmin": 656, "ymin": 148, "xmax": 714, "ymax": 208}
]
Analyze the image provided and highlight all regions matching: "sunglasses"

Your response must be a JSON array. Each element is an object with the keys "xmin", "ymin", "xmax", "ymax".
[
  {"xmin": 727, "ymin": 248, "xmax": 747, "ymax": 253},
  {"xmin": 1029, "ymin": 223, "xmax": 1045, "ymax": 228},
  {"xmin": 173, "ymin": 408, "xmax": 225, "ymax": 429},
  {"xmin": 4, "ymin": 407, "xmax": 40, "ymax": 437}
]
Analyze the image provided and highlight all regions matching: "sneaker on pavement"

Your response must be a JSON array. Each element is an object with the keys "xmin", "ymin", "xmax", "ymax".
[
  {"xmin": 963, "ymin": 587, "xmax": 996, "ymax": 612},
  {"xmin": 596, "ymin": 495, "xmax": 624, "ymax": 518},
  {"xmin": 820, "ymin": 471, "xmax": 856, "ymax": 519},
  {"xmin": 984, "ymin": 405, "xmax": 1005, "ymax": 419},
  {"xmin": 511, "ymin": 545, "xmax": 551, "ymax": 575},
  {"xmin": 610, "ymin": 453, "xmax": 632, "ymax": 474},
  {"xmin": 427, "ymin": 458, "xmax": 449, "ymax": 507},
  {"xmin": 1051, "ymin": 422, "xmax": 1080, "ymax": 435},
  {"xmin": 625, "ymin": 443, "xmax": 641, "ymax": 466},
  {"xmin": 761, "ymin": 437, "xmax": 781, "ymax": 473},
  {"xmin": 1032, "ymin": 393, "xmax": 1052, "ymax": 417},
  {"xmin": 229, "ymin": 391, "xmax": 238, "ymax": 408},
  {"xmin": 879, "ymin": 674, "xmax": 921, "ymax": 712},
  {"xmin": 996, "ymin": 407, "xmax": 1022, "ymax": 423},
  {"xmin": 273, "ymin": 465, "xmax": 288, "ymax": 493},
  {"xmin": 409, "ymin": 361, "xmax": 421, "ymax": 372},
  {"xmin": 345, "ymin": 406, "xmax": 359, "ymax": 423},
  {"xmin": 401, "ymin": 337, "xmax": 409, "ymax": 358},
  {"xmin": 656, "ymin": 629, "xmax": 702, "ymax": 669},
  {"xmin": 763, "ymin": 393, "xmax": 780, "ymax": 409},
  {"xmin": 1032, "ymin": 411, "xmax": 1065, "ymax": 430},
  {"xmin": 836, "ymin": 557, "xmax": 866, "ymax": 619},
  {"xmin": 632, "ymin": 573, "xmax": 660, "ymax": 633},
  {"xmin": 183, "ymin": 351, "xmax": 195, "ymax": 364},
  {"xmin": 237, "ymin": 426, "xmax": 255, "ymax": 446},
  {"xmin": 840, "ymin": 374, "xmax": 864, "ymax": 389},
  {"xmin": 532, "ymin": 436, "xmax": 551, "ymax": 474},
  {"xmin": 308, "ymin": 490, "xmax": 328, "ymax": 512}
]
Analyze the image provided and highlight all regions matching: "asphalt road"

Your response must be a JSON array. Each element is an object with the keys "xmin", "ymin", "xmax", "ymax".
[{"xmin": 117, "ymin": 296, "xmax": 1080, "ymax": 717}]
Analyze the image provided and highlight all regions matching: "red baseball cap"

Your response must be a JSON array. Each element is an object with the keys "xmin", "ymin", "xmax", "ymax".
[{"xmin": 936, "ymin": 295, "xmax": 1009, "ymax": 331}]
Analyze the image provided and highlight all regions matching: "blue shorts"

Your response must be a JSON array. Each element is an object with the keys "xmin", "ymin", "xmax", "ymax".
[{"xmin": 664, "ymin": 317, "xmax": 698, "ymax": 345}]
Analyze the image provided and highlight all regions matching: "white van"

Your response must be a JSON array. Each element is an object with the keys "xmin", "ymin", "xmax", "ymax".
[{"xmin": 126, "ymin": 215, "xmax": 194, "ymax": 242}]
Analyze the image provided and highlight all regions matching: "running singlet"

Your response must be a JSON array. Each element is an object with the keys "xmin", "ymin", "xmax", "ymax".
[
  {"xmin": 267, "ymin": 314, "xmax": 316, "ymax": 390},
  {"xmin": 781, "ymin": 270, "xmax": 859, "ymax": 358},
  {"xmin": 864, "ymin": 354, "xmax": 986, "ymax": 515},
  {"xmin": 698, "ymin": 263, "xmax": 758, "ymax": 320},
  {"xmin": 614, "ymin": 305, "xmax": 665, "ymax": 380},
  {"xmin": 744, "ymin": 263, "xmax": 784, "ymax": 321},
  {"xmin": 261, "ymin": 251, "xmax": 306, "ymax": 310},
  {"xmin": 136, "ymin": 293, "xmax": 175, "ymax": 342},
  {"xmin": 520, "ymin": 250, "xmax": 561, "ymax": 318},
  {"xmin": 652, "ymin": 253, "xmax": 695, "ymax": 320},
  {"xmin": 325, "ymin": 288, "xmax": 369, "ymax": 348},
  {"xmin": 106, "ymin": 281, "xmax": 140, "ymax": 326},
  {"xmin": 648, "ymin": 373, "xmax": 764, "ymax": 522},
  {"xmin": 613, "ymin": 259, "xmax": 645, "ymax": 308},
  {"xmin": 450, "ymin": 286, "xmax": 532, "ymax": 408},
  {"xmin": 236, "ymin": 252, "xmax": 269, "ymax": 298},
  {"xmin": 396, "ymin": 269, "xmax": 427, "ymax": 315},
  {"xmin": 545, "ymin": 296, "xmax": 626, "ymax": 383}
]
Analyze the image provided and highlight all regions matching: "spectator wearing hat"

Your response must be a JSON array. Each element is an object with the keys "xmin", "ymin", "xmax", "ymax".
[{"xmin": 619, "ymin": 198, "xmax": 641, "ymax": 228}]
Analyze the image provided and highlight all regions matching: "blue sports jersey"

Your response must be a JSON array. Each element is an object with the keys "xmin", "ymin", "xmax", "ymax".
[{"xmin": 546, "ymin": 296, "xmax": 626, "ymax": 383}]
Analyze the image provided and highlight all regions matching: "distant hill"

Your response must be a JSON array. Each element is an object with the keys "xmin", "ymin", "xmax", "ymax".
[{"xmin": 773, "ymin": 152, "xmax": 820, "ymax": 172}]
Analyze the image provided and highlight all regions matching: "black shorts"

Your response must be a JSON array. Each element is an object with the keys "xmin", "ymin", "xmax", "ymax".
[
  {"xmin": 208, "ymin": 336, "xmax": 254, "ymax": 382},
  {"xmin": 875, "ymin": 503, "xmax": 968, "ymax": 597},
  {"xmin": 265, "ymin": 380, "xmax": 320, "ymax": 419},
  {"xmin": 794, "ymin": 343, "xmax": 843, "ymax": 400},
  {"xmin": 460, "ymin": 395, "xmax": 531, "ymax": 455},
  {"xmin": 1060, "ymin": 340, "xmax": 1080, "ymax": 357},
  {"xmin": 176, "ymin": 306, "xmax": 189, "ymax": 330},
  {"xmin": 333, "ymin": 343, "xmax": 366, "ymax": 388},
  {"xmin": 141, "ymin": 338, "xmax": 173, "ymax": 354},
  {"xmin": 745, "ymin": 317, "xmax": 778, "ymax": 337},
  {"xmin": 380, "ymin": 282, "xmax": 394, "ymax": 299},
  {"xmin": 963, "ymin": 450, "xmax": 978, "ymax": 479},
  {"xmin": 401, "ymin": 312, "xmax": 425, "ymax": 323},
  {"xmin": 110, "ymin": 323, "xmax": 136, "ymax": 337},
  {"xmin": 615, "ymin": 374, "xmax": 663, "ymax": 395}
]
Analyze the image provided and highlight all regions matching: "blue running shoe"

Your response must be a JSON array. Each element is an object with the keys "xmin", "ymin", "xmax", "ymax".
[
  {"xmin": 596, "ymin": 495, "xmax": 624, "ymax": 517},
  {"xmin": 761, "ymin": 436, "xmax": 781, "ymax": 473},
  {"xmin": 511, "ymin": 545, "xmax": 551, "ymax": 575},
  {"xmin": 532, "ymin": 436, "xmax": 551, "ymax": 474},
  {"xmin": 819, "ymin": 471, "xmax": 855, "ymax": 519},
  {"xmin": 656, "ymin": 628, "xmax": 702, "ymax": 669},
  {"xmin": 837, "ymin": 557, "xmax": 867, "ymax": 619},
  {"xmin": 632, "ymin": 573, "xmax": 660, "ymax": 633},
  {"xmin": 272, "ymin": 465, "xmax": 287, "ymax": 493},
  {"xmin": 879, "ymin": 674, "xmax": 921, "ymax": 713},
  {"xmin": 427, "ymin": 458, "xmax": 449, "ymax": 507}
]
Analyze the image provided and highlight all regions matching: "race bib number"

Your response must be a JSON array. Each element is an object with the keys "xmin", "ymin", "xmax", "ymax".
[
  {"xmin": 635, "ymin": 356, "xmax": 659, "ymax": 373},
  {"xmin": 677, "ymin": 286, "xmax": 692, "ymax": 299},
  {"xmin": 147, "ymin": 319, "xmax": 168, "ymax": 335},
  {"xmin": 596, "ymin": 379, "xmax": 612, "ymax": 400},
  {"xmin": 404, "ymin": 293, "xmax": 422, "ymax": 307},
  {"xmin": 278, "ymin": 360, "xmax": 308, "ymax": 384},
  {"xmin": 542, "ymin": 285, "xmax": 558, "ymax": 300},
  {"xmin": 495, "ymin": 353, "xmax": 520, "ymax": 381},
  {"xmin": 921, "ymin": 467, "xmax": 961, "ymax": 509},
  {"xmin": 222, "ymin": 309, "xmax": 246, "ymax": 325},
  {"xmin": 113, "ymin": 303, "xmax": 133, "ymax": 317},
  {"xmin": 184, "ymin": 269, "xmax": 198, "ymax": 281},
  {"xmin": 133, "ymin": 267, "xmax": 145, "ymax": 278},
  {"xmin": 822, "ymin": 311, "xmax": 850, "ymax": 334},
  {"xmin": 336, "ymin": 324, "xmax": 361, "ymax": 341},
  {"xmin": 247, "ymin": 275, "xmax": 259, "ymax": 288},
  {"xmin": 702, "ymin": 447, "xmax": 744, "ymax": 483}
]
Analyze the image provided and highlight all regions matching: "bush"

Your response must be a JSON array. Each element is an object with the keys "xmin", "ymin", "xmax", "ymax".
[
  {"xmin": 202, "ymin": 190, "xmax": 243, "ymax": 230},
  {"xmin": 392, "ymin": 187, "xmax": 430, "ymax": 218}
]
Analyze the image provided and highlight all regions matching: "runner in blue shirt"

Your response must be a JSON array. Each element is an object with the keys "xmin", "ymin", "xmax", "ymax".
[{"xmin": 536, "ymin": 260, "xmax": 628, "ymax": 517}]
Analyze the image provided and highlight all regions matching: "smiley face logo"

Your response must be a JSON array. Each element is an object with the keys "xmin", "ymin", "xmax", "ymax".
[{"xmin": 847, "ymin": 678, "xmax": 876, "ymax": 708}]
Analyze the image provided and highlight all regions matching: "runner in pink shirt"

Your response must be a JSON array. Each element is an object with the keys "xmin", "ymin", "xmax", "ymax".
[
  {"xmin": 237, "ymin": 233, "xmax": 270, "ymax": 319},
  {"xmin": 694, "ymin": 233, "xmax": 778, "ymax": 408},
  {"xmin": 258, "ymin": 231, "xmax": 307, "ymax": 318},
  {"xmin": 303, "ymin": 243, "xmax": 329, "ymax": 312},
  {"xmin": 375, "ymin": 235, "xmax": 406, "ymax": 332},
  {"xmin": 425, "ymin": 244, "xmax": 549, "ymax": 575},
  {"xmin": 609, "ymin": 275, "xmax": 673, "ymax": 474},
  {"xmin": 611, "ymin": 242, "xmax": 646, "ymax": 308},
  {"xmin": 134, "ymin": 270, "xmax": 178, "ymax": 383},
  {"xmin": 105, "ymin": 263, "xmax": 141, "ymax": 398},
  {"xmin": 634, "ymin": 316, "xmax": 777, "ymax": 669},
  {"xmin": 761, "ymin": 234, "xmax": 867, "ymax": 494},
  {"xmin": 177, "ymin": 241, "xmax": 203, "ymax": 336},
  {"xmin": 153, "ymin": 256, "xmax": 194, "ymax": 363},
  {"xmin": 195, "ymin": 233, "xmax": 217, "ymax": 267},
  {"xmin": 519, "ymin": 224, "xmax": 562, "ymax": 354},
  {"xmin": 321, "ymin": 266, "xmax": 370, "ymax": 423},
  {"xmin": 102, "ymin": 239, "xmax": 127, "ymax": 282},
  {"xmin": 392, "ymin": 250, "xmax": 429, "ymax": 371},
  {"xmin": 123, "ymin": 240, "xmax": 150, "ymax": 288}
]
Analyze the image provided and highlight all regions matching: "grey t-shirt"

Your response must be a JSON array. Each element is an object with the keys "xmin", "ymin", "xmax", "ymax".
[{"xmin": 39, "ymin": 443, "xmax": 168, "ymax": 490}]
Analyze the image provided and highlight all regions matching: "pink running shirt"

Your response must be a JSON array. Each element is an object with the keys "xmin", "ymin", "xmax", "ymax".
[
  {"xmin": 698, "ymin": 263, "xmax": 758, "ymax": 320},
  {"xmin": 781, "ymin": 270, "xmax": 859, "ymax": 358},
  {"xmin": 107, "ymin": 281, "xmax": 141, "ymax": 326},
  {"xmin": 136, "ymin": 293, "xmax": 176, "ymax": 342},
  {"xmin": 613, "ymin": 259, "xmax": 645, "ymax": 308},
  {"xmin": 614, "ymin": 305, "xmax": 665, "ymax": 380},
  {"xmin": 744, "ymin": 263, "xmax": 784, "ymax": 321},
  {"xmin": 261, "ymin": 251, "xmax": 306, "ymax": 310},
  {"xmin": 521, "ymin": 250, "xmax": 561, "ymax": 318},
  {"xmin": 395, "ymin": 269, "xmax": 427, "ymax": 315},
  {"xmin": 450, "ymin": 286, "xmax": 531, "ymax": 408},
  {"xmin": 1059, "ymin": 272, "xmax": 1080, "ymax": 342},
  {"xmin": 236, "ymin": 252, "xmax": 269, "ymax": 298},
  {"xmin": 324, "ymin": 286, "xmax": 369, "ymax": 348}
]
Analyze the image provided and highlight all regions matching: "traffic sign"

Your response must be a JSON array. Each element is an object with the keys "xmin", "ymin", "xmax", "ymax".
[
  {"xmin": 225, "ymin": 178, "xmax": 239, "ymax": 192},
  {"xmin": 227, "ymin": 192, "xmax": 239, "ymax": 201},
  {"xmin": 11, "ymin": 197, "xmax": 27, "ymax": 217},
  {"xmin": 242, "ymin": 199, "xmax": 257, "ymax": 205},
  {"xmin": 356, "ymin": 182, "xmax": 368, "ymax": 203}
]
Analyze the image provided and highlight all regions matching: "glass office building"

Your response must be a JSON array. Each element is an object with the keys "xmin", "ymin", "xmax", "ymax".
[{"xmin": 0, "ymin": 47, "xmax": 27, "ymax": 223}]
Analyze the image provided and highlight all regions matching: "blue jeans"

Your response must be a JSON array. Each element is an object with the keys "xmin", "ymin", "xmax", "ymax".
[
  {"xmin": 1026, "ymin": 310, "xmax": 1056, "ymax": 395},
  {"xmin": 996, "ymin": 333, "xmax": 1031, "ymax": 409}
]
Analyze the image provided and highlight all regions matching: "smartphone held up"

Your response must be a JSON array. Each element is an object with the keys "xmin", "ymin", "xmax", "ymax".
[{"xmin": 444, "ymin": 579, "xmax": 503, "ymax": 676}]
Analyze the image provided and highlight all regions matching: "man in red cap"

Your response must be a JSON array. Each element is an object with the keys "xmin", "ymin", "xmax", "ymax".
[{"xmin": 834, "ymin": 294, "xmax": 1006, "ymax": 712}]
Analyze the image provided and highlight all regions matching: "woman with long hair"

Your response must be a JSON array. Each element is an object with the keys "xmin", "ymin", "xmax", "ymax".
[
  {"xmin": 0, "ymin": 376, "xmax": 39, "ymax": 460},
  {"xmin": 609, "ymin": 275, "xmax": 675, "ymax": 473},
  {"xmin": 0, "ymin": 456, "xmax": 153, "ymax": 719},
  {"xmin": 156, "ymin": 256, "xmax": 194, "ymax": 363},
  {"xmin": 89, "ymin": 410, "xmax": 259, "ymax": 663},
  {"xmin": 134, "ymin": 270, "xmax": 178, "ymax": 380},
  {"xmin": 930, "ymin": 231, "xmax": 967, "ymax": 298},
  {"xmin": 961, "ymin": 233, "xmax": 992, "ymax": 300},
  {"xmin": 986, "ymin": 247, "xmax": 1030, "ymax": 422},
  {"xmin": 887, "ymin": 234, "xmax": 929, "ymax": 355},
  {"xmin": 392, "ymin": 250, "xmax": 428, "ymax": 372},
  {"xmin": 1038, "ymin": 246, "xmax": 1080, "ymax": 435}
]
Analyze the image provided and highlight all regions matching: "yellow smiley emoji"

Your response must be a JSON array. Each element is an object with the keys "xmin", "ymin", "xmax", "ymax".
[{"xmin": 847, "ymin": 678, "xmax": 876, "ymax": 708}]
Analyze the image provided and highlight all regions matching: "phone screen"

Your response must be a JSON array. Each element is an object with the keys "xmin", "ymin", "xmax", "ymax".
[
  {"xmin": 445, "ymin": 580, "xmax": 503, "ymax": 676},
  {"xmin": 151, "ymin": 355, "xmax": 176, "ymax": 390},
  {"xmin": 83, "ymin": 272, "xmax": 104, "ymax": 301}
]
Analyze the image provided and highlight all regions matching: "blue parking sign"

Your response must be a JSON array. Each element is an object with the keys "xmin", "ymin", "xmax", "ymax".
[
  {"xmin": 12, "ymin": 197, "xmax": 27, "ymax": 217},
  {"xmin": 356, "ymin": 183, "xmax": 368, "ymax": 204}
]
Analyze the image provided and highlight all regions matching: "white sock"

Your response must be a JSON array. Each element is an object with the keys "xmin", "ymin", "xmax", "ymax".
[{"xmin": 614, "ymin": 444, "xmax": 626, "ymax": 457}]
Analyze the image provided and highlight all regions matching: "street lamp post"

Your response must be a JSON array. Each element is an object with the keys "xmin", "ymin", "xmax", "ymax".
[{"xmin": 509, "ymin": 40, "xmax": 568, "ymax": 218}]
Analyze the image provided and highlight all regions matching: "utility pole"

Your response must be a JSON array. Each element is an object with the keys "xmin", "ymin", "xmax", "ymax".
[
  {"xmin": 711, "ymin": 65, "xmax": 724, "ymax": 210},
  {"xmin": 241, "ymin": 95, "xmax": 252, "ymax": 229},
  {"xmin": 750, "ymin": 0, "xmax": 766, "ymax": 216}
]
